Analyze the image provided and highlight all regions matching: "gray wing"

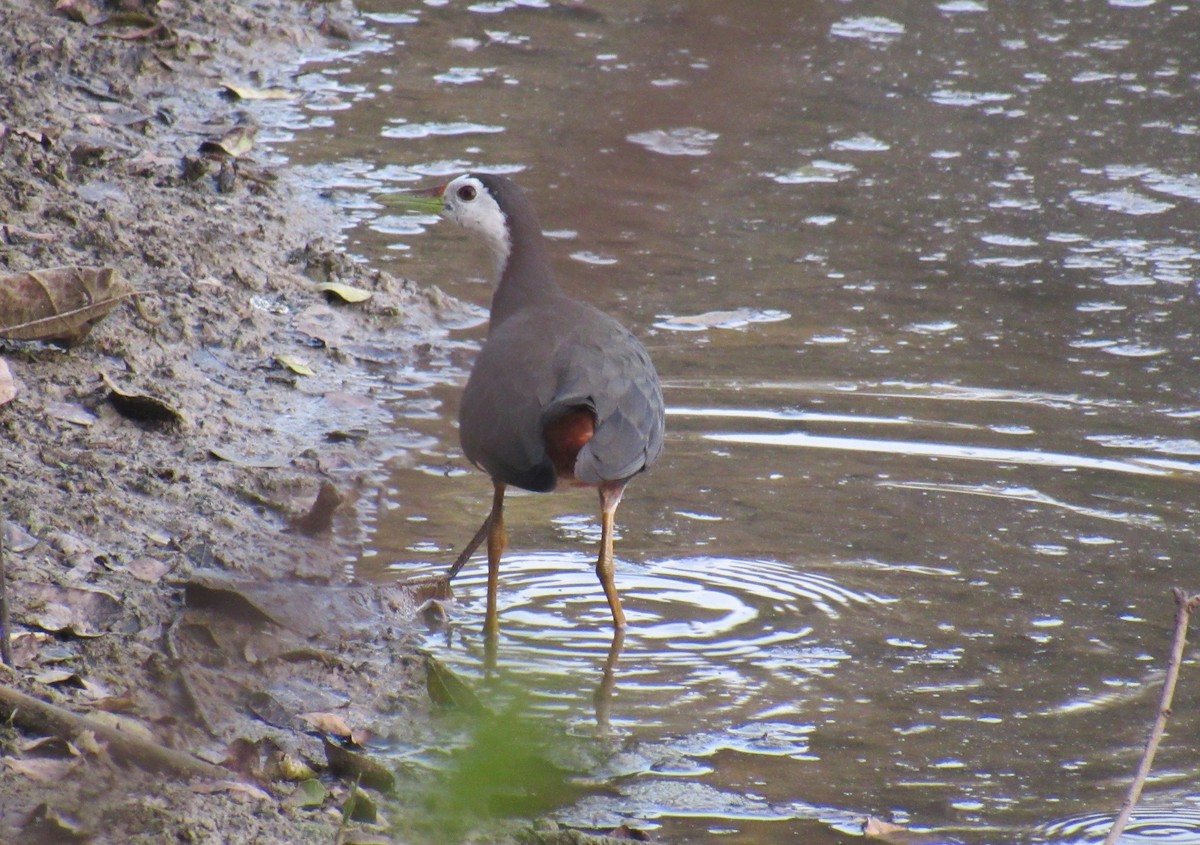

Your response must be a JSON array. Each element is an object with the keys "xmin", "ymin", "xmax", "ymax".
[
  {"xmin": 544, "ymin": 308, "xmax": 665, "ymax": 485},
  {"xmin": 459, "ymin": 299, "xmax": 664, "ymax": 492}
]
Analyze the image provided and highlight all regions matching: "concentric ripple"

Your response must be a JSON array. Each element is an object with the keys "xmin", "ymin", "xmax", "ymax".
[
  {"xmin": 403, "ymin": 552, "xmax": 888, "ymax": 728},
  {"xmin": 1037, "ymin": 809, "xmax": 1200, "ymax": 844}
]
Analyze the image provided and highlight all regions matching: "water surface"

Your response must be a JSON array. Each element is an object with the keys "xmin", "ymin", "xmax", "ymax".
[{"xmin": 268, "ymin": 2, "xmax": 1200, "ymax": 841}]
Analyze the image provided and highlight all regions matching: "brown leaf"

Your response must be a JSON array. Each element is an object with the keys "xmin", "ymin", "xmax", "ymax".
[
  {"xmin": 126, "ymin": 556, "xmax": 170, "ymax": 582},
  {"xmin": 0, "ymin": 266, "xmax": 135, "ymax": 346},
  {"xmin": 219, "ymin": 81, "xmax": 296, "ymax": 101},
  {"xmin": 44, "ymin": 401, "xmax": 98, "ymax": 427},
  {"xmin": 424, "ymin": 654, "xmax": 485, "ymax": 715},
  {"xmin": 199, "ymin": 125, "xmax": 256, "ymax": 159},
  {"xmin": 99, "ymin": 369, "xmax": 184, "ymax": 427},
  {"xmin": 322, "ymin": 737, "xmax": 394, "ymax": 792},
  {"xmin": 298, "ymin": 711, "xmax": 353, "ymax": 740},
  {"xmin": 0, "ymin": 358, "xmax": 16, "ymax": 406},
  {"xmin": 191, "ymin": 780, "xmax": 273, "ymax": 802},
  {"xmin": 863, "ymin": 816, "xmax": 939, "ymax": 844},
  {"xmin": 209, "ymin": 446, "xmax": 289, "ymax": 468},
  {"xmin": 26, "ymin": 584, "xmax": 122, "ymax": 637},
  {"xmin": 54, "ymin": 0, "xmax": 105, "ymax": 25},
  {"xmin": 5, "ymin": 757, "xmax": 78, "ymax": 784}
]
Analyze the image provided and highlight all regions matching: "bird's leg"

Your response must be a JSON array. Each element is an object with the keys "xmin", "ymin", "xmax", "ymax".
[
  {"xmin": 596, "ymin": 482, "xmax": 628, "ymax": 630},
  {"xmin": 593, "ymin": 626, "xmax": 625, "ymax": 732},
  {"xmin": 484, "ymin": 480, "xmax": 507, "ymax": 637}
]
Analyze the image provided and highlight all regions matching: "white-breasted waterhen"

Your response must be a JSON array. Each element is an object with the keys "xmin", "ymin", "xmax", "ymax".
[{"xmin": 398, "ymin": 173, "xmax": 665, "ymax": 632}]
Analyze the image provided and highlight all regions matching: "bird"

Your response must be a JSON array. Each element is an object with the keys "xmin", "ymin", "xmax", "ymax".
[{"xmin": 414, "ymin": 173, "xmax": 664, "ymax": 633}]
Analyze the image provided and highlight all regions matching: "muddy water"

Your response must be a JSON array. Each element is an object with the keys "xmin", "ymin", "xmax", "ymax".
[{"xmin": 275, "ymin": 2, "xmax": 1200, "ymax": 842}]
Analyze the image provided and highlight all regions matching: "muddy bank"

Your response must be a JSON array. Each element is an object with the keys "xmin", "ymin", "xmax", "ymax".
[{"xmin": 0, "ymin": 1, "xmax": 528, "ymax": 842}]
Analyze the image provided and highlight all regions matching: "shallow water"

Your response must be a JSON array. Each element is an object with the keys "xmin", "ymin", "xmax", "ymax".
[{"xmin": 267, "ymin": 1, "xmax": 1200, "ymax": 841}]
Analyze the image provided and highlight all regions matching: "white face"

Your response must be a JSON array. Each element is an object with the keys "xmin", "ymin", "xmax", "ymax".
[{"xmin": 442, "ymin": 174, "xmax": 511, "ymax": 275}]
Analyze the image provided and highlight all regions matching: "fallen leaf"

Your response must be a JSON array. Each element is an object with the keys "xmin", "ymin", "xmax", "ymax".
[
  {"xmin": 0, "ymin": 266, "xmax": 135, "ymax": 346},
  {"xmin": 54, "ymin": 0, "xmax": 105, "ymax": 25},
  {"xmin": 126, "ymin": 556, "xmax": 170, "ymax": 582},
  {"xmin": 192, "ymin": 780, "xmax": 273, "ymax": 802},
  {"xmin": 273, "ymin": 753, "xmax": 317, "ymax": 782},
  {"xmin": 199, "ymin": 125, "xmax": 256, "ymax": 159},
  {"xmin": 316, "ymin": 282, "xmax": 372, "ymax": 303},
  {"xmin": 5, "ymin": 757, "xmax": 78, "ymax": 784},
  {"xmin": 287, "ymin": 778, "xmax": 328, "ymax": 808},
  {"xmin": 209, "ymin": 446, "xmax": 290, "ymax": 468},
  {"xmin": 99, "ymin": 370, "xmax": 183, "ymax": 427},
  {"xmin": 26, "ymin": 584, "xmax": 122, "ymax": 637},
  {"xmin": 219, "ymin": 81, "xmax": 297, "ymax": 101},
  {"xmin": 33, "ymin": 669, "xmax": 86, "ymax": 688},
  {"xmin": 44, "ymin": 401, "xmax": 98, "ymax": 427},
  {"xmin": 863, "ymin": 816, "xmax": 941, "ymax": 844},
  {"xmin": 17, "ymin": 736, "xmax": 77, "ymax": 757},
  {"xmin": 276, "ymin": 354, "xmax": 314, "ymax": 376},
  {"xmin": 323, "ymin": 737, "xmax": 395, "ymax": 792},
  {"xmin": 0, "ymin": 358, "xmax": 16, "ymax": 405},
  {"xmin": 425, "ymin": 654, "xmax": 486, "ymax": 715},
  {"xmin": 298, "ymin": 711, "xmax": 353, "ymax": 740},
  {"xmin": 343, "ymin": 786, "xmax": 377, "ymax": 823}
]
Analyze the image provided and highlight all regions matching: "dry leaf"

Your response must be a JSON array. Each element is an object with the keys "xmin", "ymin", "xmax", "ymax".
[
  {"xmin": 54, "ymin": 0, "xmax": 105, "ymax": 25},
  {"xmin": 126, "ymin": 556, "xmax": 170, "ymax": 582},
  {"xmin": 219, "ymin": 81, "xmax": 296, "ymax": 101},
  {"xmin": 0, "ymin": 358, "xmax": 16, "ymax": 405},
  {"xmin": 298, "ymin": 711, "xmax": 353, "ymax": 739},
  {"xmin": 286, "ymin": 778, "xmax": 327, "ymax": 807},
  {"xmin": 276, "ymin": 354, "xmax": 314, "ymax": 376},
  {"xmin": 322, "ymin": 737, "xmax": 394, "ymax": 791},
  {"xmin": 209, "ymin": 446, "xmax": 289, "ymax": 468},
  {"xmin": 192, "ymin": 780, "xmax": 273, "ymax": 802},
  {"xmin": 44, "ymin": 401, "xmax": 97, "ymax": 427},
  {"xmin": 6, "ymin": 757, "xmax": 78, "ymax": 784},
  {"xmin": 26, "ymin": 583, "xmax": 122, "ymax": 637},
  {"xmin": 199, "ymin": 125, "xmax": 256, "ymax": 159},
  {"xmin": 863, "ymin": 816, "xmax": 939, "ymax": 844},
  {"xmin": 425, "ymin": 654, "xmax": 485, "ymax": 715},
  {"xmin": 0, "ymin": 266, "xmax": 134, "ymax": 346},
  {"xmin": 316, "ymin": 282, "xmax": 372, "ymax": 303},
  {"xmin": 99, "ymin": 369, "xmax": 183, "ymax": 427}
]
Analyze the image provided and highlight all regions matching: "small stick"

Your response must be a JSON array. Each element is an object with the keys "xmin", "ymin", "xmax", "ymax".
[
  {"xmin": 446, "ymin": 514, "xmax": 490, "ymax": 581},
  {"xmin": 0, "ymin": 681, "xmax": 231, "ymax": 781},
  {"xmin": 1102, "ymin": 587, "xmax": 1200, "ymax": 845},
  {"xmin": 0, "ymin": 507, "xmax": 10, "ymax": 667}
]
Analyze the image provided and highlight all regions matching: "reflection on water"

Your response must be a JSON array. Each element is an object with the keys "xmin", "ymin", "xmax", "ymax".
[{"xmin": 252, "ymin": 0, "xmax": 1200, "ymax": 841}]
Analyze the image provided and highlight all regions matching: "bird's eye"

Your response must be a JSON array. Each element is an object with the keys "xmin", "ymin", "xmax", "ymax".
[{"xmin": 457, "ymin": 184, "xmax": 477, "ymax": 202}]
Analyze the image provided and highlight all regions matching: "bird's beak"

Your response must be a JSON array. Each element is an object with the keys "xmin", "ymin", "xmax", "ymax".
[{"xmin": 377, "ymin": 183, "xmax": 447, "ymax": 213}]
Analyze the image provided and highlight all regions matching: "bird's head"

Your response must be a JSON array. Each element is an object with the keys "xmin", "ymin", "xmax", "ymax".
[{"xmin": 379, "ymin": 173, "xmax": 544, "ymax": 281}]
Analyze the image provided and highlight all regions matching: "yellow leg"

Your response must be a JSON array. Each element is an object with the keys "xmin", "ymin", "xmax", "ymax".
[
  {"xmin": 485, "ymin": 480, "xmax": 506, "ymax": 637},
  {"xmin": 596, "ymin": 483, "xmax": 628, "ymax": 630}
]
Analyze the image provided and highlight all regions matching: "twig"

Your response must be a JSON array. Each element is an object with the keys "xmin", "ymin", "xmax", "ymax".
[
  {"xmin": 0, "ymin": 507, "xmax": 10, "ymax": 667},
  {"xmin": 0, "ymin": 681, "xmax": 231, "ymax": 781},
  {"xmin": 1103, "ymin": 587, "xmax": 1200, "ymax": 845}
]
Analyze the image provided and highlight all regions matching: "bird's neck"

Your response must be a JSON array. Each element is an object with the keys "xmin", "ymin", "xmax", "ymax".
[{"xmin": 489, "ymin": 219, "xmax": 563, "ymax": 325}]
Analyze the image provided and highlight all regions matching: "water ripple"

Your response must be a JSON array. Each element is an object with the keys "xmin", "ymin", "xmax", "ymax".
[{"xmin": 1037, "ymin": 809, "xmax": 1200, "ymax": 843}]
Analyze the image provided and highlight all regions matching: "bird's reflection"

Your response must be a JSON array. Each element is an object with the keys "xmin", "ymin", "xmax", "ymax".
[{"xmin": 421, "ymin": 597, "xmax": 629, "ymax": 731}]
